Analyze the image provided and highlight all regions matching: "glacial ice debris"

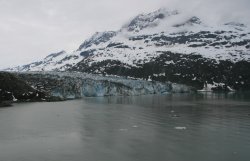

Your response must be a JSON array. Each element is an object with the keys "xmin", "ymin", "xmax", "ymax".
[
  {"xmin": 197, "ymin": 82, "xmax": 236, "ymax": 92},
  {"xmin": 174, "ymin": 127, "xmax": 187, "ymax": 130}
]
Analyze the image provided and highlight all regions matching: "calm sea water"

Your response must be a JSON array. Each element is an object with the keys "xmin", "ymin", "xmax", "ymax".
[{"xmin": 0, "ymin": 93, "xmax": 250, "ymax": 161}]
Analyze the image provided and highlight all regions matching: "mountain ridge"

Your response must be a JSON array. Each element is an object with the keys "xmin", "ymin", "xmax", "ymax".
[{"xmin": 5, "ymin": 8, "xmax": 250, "ymax": 90}]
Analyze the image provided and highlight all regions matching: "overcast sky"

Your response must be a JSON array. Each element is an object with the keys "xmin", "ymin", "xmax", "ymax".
[{"xmin": 0, "ymin": 0, "xmax": 249, "ymax": 69}]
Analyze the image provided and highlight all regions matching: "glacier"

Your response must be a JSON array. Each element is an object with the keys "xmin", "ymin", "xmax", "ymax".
[{"xmin": 16, "ymin": 72, "xmax": 193, "ymax": 99}]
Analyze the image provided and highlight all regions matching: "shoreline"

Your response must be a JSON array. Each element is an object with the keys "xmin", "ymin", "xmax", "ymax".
[
  {"xmin": 0, "ymin": 101, "xmax": 12, "ymax": 107},
  {"xmin": 2, "ymin": 91, "xmax": 249, "ymax": 108}
]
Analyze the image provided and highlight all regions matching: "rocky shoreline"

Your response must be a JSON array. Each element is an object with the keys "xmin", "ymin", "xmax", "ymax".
[
  {"xmin": 2, "ymin": 71, "xmax": 240, "ymax": 107},
  {"xmin": 0, "ymin": 72, "xmax": 65, "ymax": 107},
  {"xmin": 0, "ymin": 101, "xmax": 12, "ymax": 107}
]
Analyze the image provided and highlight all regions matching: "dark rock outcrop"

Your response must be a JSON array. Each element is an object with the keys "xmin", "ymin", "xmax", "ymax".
[{"xmin": 0, "ymin": 72, "xmax": 63, "ymax": 107}]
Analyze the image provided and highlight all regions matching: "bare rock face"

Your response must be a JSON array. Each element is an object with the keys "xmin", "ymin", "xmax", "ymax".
[
  {"xmin": 0, "ymin": 72, "xmax": 64, "ymax": 106},
  {"xmin": 78, "ymin": 31, "xmax": 117, "ymax": 50}
]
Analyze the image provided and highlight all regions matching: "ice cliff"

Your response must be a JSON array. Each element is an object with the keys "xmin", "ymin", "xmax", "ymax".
[{"xmin": 16, "ymin": 72, "xmax": 193, "ymax": 99}]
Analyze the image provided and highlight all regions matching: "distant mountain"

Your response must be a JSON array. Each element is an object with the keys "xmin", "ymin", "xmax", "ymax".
[
  {"xmin": 6, "ymin": 8, "xmax": 250, "ymax": 90},
  {"xmin": 6, "ymin": 50, "xmax": 81, "ymax": 71}
]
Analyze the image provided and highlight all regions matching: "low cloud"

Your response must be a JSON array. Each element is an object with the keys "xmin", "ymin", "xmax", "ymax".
[{"xmin": 162, "ymin": 0, "xmax": 250, "ymax": 25}]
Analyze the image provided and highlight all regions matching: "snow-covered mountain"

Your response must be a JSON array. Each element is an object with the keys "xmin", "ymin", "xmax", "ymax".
[
  {"xmin": 6, "ymin": 50, "xmax": 82, "ymax": 71},
  {"xmin": 6, "ymin": 8, "xmax": 250, "ymax": 90}
]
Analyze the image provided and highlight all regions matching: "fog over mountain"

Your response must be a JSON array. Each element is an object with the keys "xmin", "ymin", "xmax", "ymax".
[{"xmin": 0, "ymin": 0, "xmax": 249, "ymax": 69}]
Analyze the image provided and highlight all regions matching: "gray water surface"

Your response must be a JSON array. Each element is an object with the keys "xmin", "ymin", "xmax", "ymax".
[{"xmin": 0, "ymin": 93, "xmax": 250, "ymax": 161}]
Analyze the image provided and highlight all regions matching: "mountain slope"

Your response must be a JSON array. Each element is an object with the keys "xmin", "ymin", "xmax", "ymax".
[
  {"xmin": 0, "ymin": 72, "xmax": 50, "ymax": 106},
  {"xmin": 6, "ymin": 8, "xmax": 250, "ymax": 90},
  {"xmin": 6, "ymin": 50, "xmax": 82, "ymax": 72}
]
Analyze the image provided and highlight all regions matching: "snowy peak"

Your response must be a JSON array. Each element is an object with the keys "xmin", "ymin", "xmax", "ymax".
[
  {"xmin": 224, "ymin": 22, "xmax": 246, "ymax": 28},
  {"xmin": 44, "ymin": 50, "xmax": 66, "ymax": 61},
  {"xmin": 224, "ymin": 22, "xmax": 247, "ymax": 31},
  {"xmin": 6, "ymin": 50, "xmax": 69, "ymax": 72},
  {"xmin": 187, "ymin": 16, "xmax": 202, "ymax": 25},
  {"xmin": 123, "ymin": 8, "xmax": 178, "ymax": 32},
  {"xmin": 173, "ymin": 16, "xmax": 202, "ymax": 27},
  {"xmin": 78, "ymin": 31, "xmax": 117, "ymax": 50},
  {"xmin": 5, "ymin": 8, "xmax": 250, "ymax": 77}
]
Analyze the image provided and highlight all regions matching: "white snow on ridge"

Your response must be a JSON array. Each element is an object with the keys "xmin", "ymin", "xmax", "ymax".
[
  {"xmin": 6, "ymin": 8, "xmax": 250, "ymax": 72},
  {"xmin": 7, "ymin": 50, "xmax": 83, "ymax": 72}
]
